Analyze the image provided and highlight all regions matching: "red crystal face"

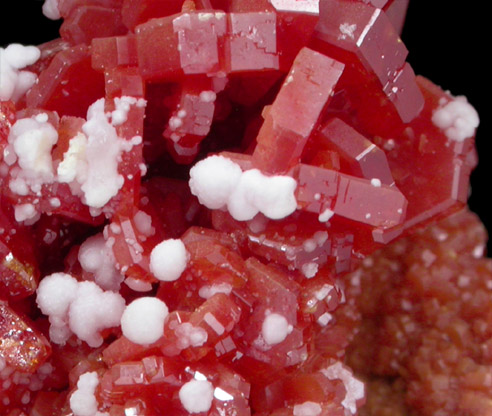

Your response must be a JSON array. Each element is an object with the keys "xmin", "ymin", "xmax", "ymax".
[
  {"xmin": 252, "ymin": 47, "xmax": 344, "ymax": 173},
  {"xmin": 0, "ymin": 302, "xmax": 51, "ymax": 373},
  {"xmin": 26, "ymin": 45, "xmax": 106, "ymax": 118},
  {"xmin": 0, "ymin": 1, "xmax": 483, "ymax": 415}
]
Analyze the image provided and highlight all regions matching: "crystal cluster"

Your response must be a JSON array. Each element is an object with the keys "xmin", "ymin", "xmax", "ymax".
[{"xmin": 0, "ymin": 1, "xmax": 483, "ymax": 415}]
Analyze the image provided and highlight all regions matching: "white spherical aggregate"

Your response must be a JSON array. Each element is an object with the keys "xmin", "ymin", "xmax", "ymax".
[
  {"xmin": 179, "ymin": 379, "xmax": 215, "ymax": 413},
  {"xmin": 121, "ymin": 297, "xmax": 169, "ymax": 345},
  {"xmin": 150, "ymin": 238, "xmax": 189, "ymax": 282},
  {"xmin": 68, "ymin": 281, "xmax": 126, "ymax": 348},
  {"xmin": 69, "ymin": 371, "xmax": 99, "ymax": 416},
  {"xmin": 189, "ymin": 155, "xmax": 243, "ymax": 209},
  {"xmin": 36, "ymin": 273, "xmax": 79, "ymax": 317},
  {"xmin": 262, "ymin": 313, "xmax": 293, "ymax": 345}
]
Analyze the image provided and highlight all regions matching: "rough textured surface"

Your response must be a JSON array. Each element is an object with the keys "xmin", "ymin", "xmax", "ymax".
[{"xmin": 343, "ymin": 209, "xmax": 492, "ymax": 416}]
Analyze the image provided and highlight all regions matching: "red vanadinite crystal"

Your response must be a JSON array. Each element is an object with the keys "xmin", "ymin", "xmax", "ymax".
[
  {"xmin": 0, "ymin": 1, "xmax": 483, "ymax": 415},
  {"xmin": 252, "ymin": 47, "xmax": 344, "ymax": 173},
  {"xmin": 0, "ymin": 302, "xmax": 51, "ymax": 373}
]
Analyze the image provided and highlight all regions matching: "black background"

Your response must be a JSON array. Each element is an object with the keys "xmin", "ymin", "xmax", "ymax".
[
  {"xmin": 1, "ymin": 1, "xmax": 489, "ymax": 250},
  {"xmin": 401, "ymin": 2, "xmax": 489, "ymax": 249}
]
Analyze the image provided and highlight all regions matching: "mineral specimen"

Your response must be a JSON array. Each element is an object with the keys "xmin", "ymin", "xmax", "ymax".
[{"xmin": 0, "ymin": 1, "xmax": 484, "ymax": 415}]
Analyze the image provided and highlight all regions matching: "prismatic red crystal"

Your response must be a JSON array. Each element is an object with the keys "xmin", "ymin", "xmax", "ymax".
[
  {"xmin": 26, "ymin": 44, "xmax": 105, "ymax": 118},
  {"xmin": 60, "ymin": 4, "xmax": 127, "ymax": 45},
  {"xmin": 253, "ymin": 47, "xmax": 344, "ymax": 173},
  {"xmin": 0, "ymin": 1, "xmax": 483, "ymax": 415},
  {"xmin": 312, "ymin": 0, "xmax": 424, "ymax": 135},
  {"xmin": 312, "ymin": 118, "xmax": 395, "ymax": 186},
  {"xmin": 162, "ymin": 77, "xmax": 218, "ymax": 163}
]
